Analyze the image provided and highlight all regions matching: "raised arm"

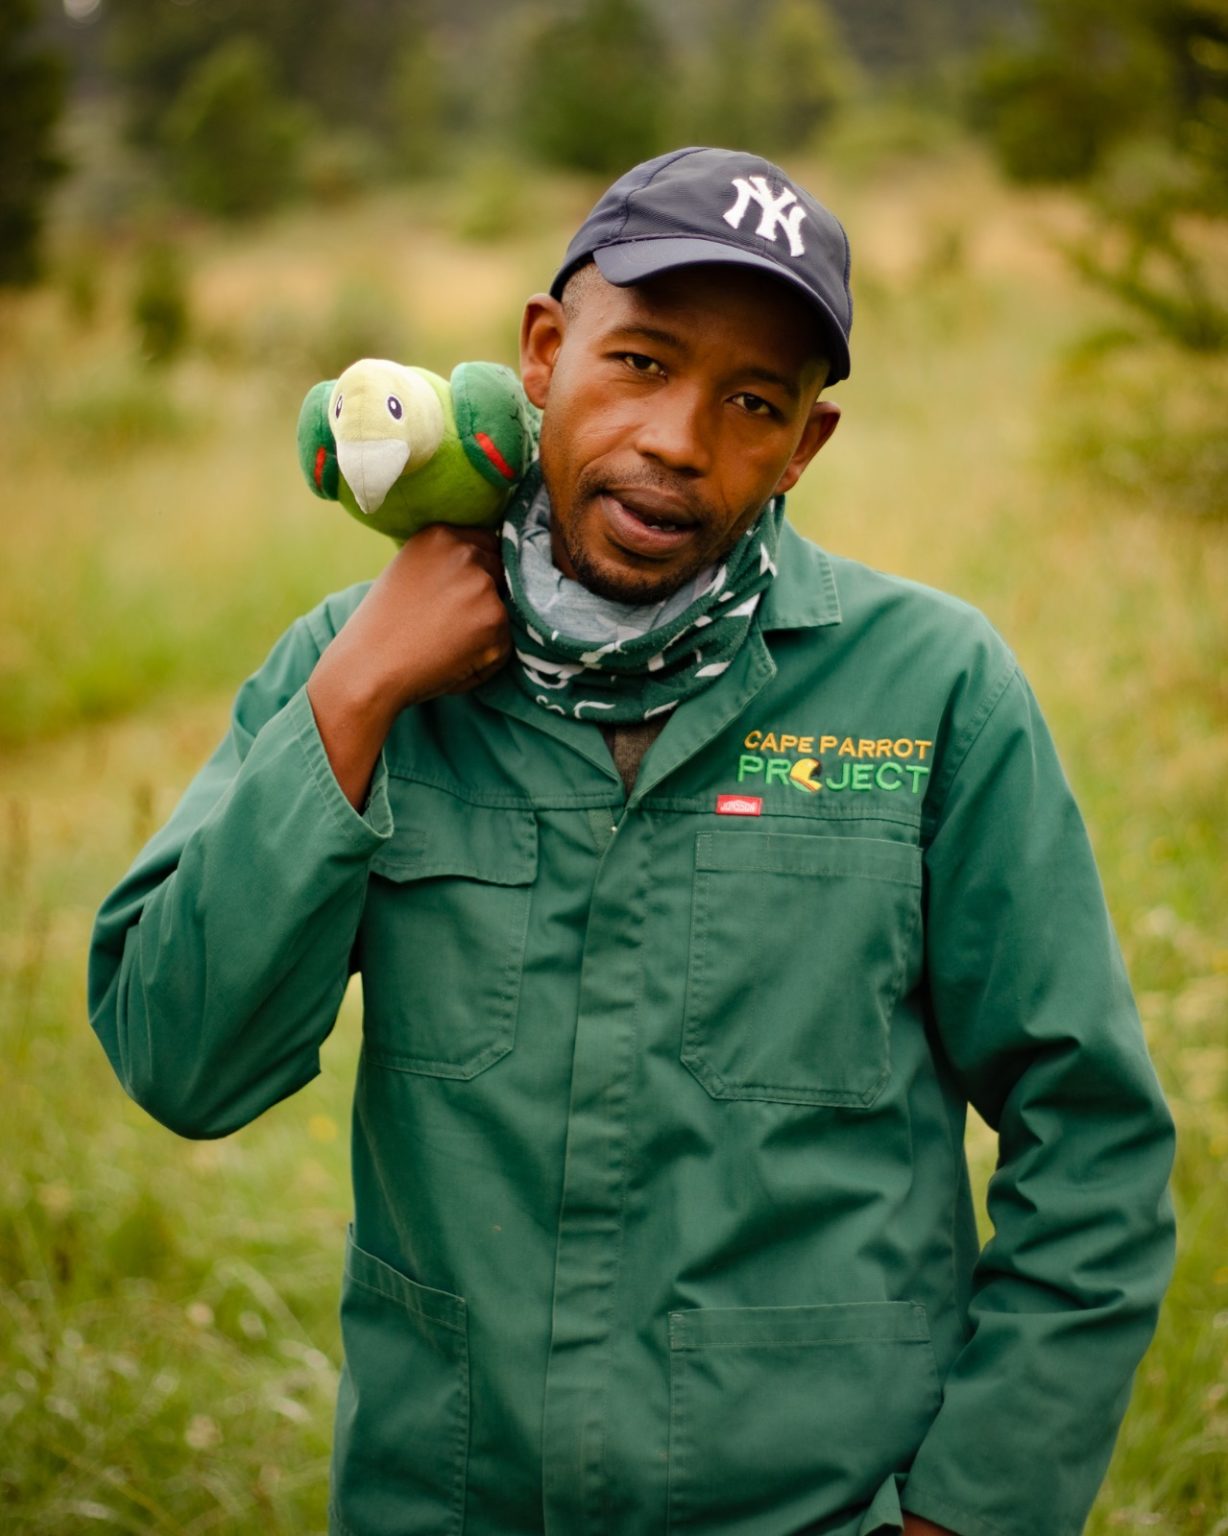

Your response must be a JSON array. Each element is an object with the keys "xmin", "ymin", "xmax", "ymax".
[{"xmin": 88, "ymin": 527, "xmax": 509, "ymax": 1139}]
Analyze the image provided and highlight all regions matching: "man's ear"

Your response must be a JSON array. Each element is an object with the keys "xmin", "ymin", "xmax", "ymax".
[
  {"xmin": 519, "ymin": 294, "xmax": 566, "ymax": 410},
  {"xmin": 774, "ymin": 400, "xmax": 841, "ymax": 496}
]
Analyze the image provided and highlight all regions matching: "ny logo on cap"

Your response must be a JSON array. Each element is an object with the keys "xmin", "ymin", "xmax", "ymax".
[{"xmin": 723, "ymin": 176, "xmax": 807, "ymax": 257}]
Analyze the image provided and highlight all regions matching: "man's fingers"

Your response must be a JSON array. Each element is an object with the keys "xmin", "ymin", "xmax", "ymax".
[
  {"xmin": 420, "ymin": 524, "xmax": 502, "ymax": 556},
  {"xmin": 412, "ymin": 523, "xmax": 504, "ymax": 583},
  {"xmin": 453, "ymin": 644, "xmax": 511, "ymax": 695},
  {"xmin": 468, "ymin": 545, "xmax": 505, "ymax": 585}
]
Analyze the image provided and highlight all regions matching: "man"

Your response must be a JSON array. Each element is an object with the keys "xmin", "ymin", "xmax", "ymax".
[{"xmin": 90, "ymin": 148, "xmax": 1174, "ymax": 1536}]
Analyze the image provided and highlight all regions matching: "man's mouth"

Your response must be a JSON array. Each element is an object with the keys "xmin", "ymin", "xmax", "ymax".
[
  {"xmin": 634, "ymin": 510, "xmax": 684, "ymax": 530},
  {"xmin": 597, "ymin": 489, "xmax": 703, "ymax": 558}
]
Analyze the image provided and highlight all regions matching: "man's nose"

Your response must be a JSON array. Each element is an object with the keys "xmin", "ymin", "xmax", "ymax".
[{"xmin": 633, "ymin": 386, "xmax": 712, "ymax": 474}]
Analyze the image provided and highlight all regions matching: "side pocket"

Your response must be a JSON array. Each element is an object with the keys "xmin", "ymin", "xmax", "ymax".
[
  {"xmin": 330, "ymin": 1228, "xmax": 469, "ymax": 1536},
  {"xmin": 667, "ymin": 1301, "xmax": 938, "ymax": 1536}
]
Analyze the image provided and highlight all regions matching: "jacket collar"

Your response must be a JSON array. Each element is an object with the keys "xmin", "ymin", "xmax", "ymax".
[
  {"xmin": 758, "ymin": 517, "xmax": 843, "ymax": 631},
  {"xmin": 475, "ymin": 513, "xmax": 842, "ymax": 777}
]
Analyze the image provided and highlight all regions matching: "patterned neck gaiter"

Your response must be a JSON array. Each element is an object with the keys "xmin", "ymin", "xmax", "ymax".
[{"xmin": 501, "ymin": 463, "xmax": 784, "ymax": 723}]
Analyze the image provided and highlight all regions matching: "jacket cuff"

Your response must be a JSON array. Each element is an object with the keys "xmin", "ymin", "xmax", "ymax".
[
  {"xmin": 902, "ymin": 1482, "xmax": 1061, "ymax": 1536},
  {"xmin": 289, "ymin": 684, "xmax": 393, "ymax": 846}
]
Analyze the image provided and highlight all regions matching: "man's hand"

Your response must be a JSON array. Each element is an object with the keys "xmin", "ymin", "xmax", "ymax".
[
  {"xmin": 903, "ymin": 1517, "xmax": 957, "ymax": 1536},
  {"xmin": 307, "ymin": 525, "xmax": 510, "ymax": 807}
]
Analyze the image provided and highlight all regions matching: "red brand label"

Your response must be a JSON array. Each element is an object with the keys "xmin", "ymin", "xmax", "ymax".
[{"xmin": 715, "ymin": 794, "xmax": 763, "ymax": 816}]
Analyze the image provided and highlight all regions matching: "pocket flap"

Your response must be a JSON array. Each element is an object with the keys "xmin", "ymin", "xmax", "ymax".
[
  {"xmin": 695, "ymin": 831, "xmax": 920, "ymax": 886},
  {"xmin": 669, "ymin": 1300, "xmax": 931, "ymax": 1350},
  {"xmin": 371, "ymin": 783, "xmax": 538, "ymax": 886}
]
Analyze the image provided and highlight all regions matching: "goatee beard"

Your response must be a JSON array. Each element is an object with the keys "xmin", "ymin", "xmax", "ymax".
[{"xmin": 557, "ymin": 528, "xmax": 712, "ymax": 605}]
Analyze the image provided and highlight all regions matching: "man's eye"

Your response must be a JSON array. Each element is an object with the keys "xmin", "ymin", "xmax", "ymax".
[
  {"xmin": 622, "ymin": 353, "xmax": 664, "ymax": 376},
  {"xmin": 732, "ymin": 392, "xmax": 775, "ymax": 417}
]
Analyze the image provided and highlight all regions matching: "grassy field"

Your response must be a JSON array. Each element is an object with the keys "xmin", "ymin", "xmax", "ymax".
[{"xmin": 2, "ymin": 148, "xmax": 1226, "ymax": 1534}]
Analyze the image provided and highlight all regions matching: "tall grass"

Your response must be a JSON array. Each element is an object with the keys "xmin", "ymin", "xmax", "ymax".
[{"xmin": 2, "ymin": 153, "xmax": 1225, "ymax": 1533}]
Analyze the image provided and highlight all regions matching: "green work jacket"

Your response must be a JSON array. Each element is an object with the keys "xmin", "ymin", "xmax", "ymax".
[{"xmin": 89, "ymin": 523, "xmax": 1175, "ymax": 1536}]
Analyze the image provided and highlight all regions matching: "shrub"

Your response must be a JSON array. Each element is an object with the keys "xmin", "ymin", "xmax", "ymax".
[
  {"xmin": 163, "ymin": 37, "xmax": 307, "ymax": 221},
  {"xmin": 131, "ymin": 240, "xmax": 190, "ymax": 365},
  {"xmin": 0, "ymin": 0, "xmax": 67, "ymax": 285},
  {"xmin": 516, "ymin": 0, "xmax": 670, "ymax": 174},
  {"xmin": 308, "ymin": 281, "xmax": 411, "ymax": 379}
]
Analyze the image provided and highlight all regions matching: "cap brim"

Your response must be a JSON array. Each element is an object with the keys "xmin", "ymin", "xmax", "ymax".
[{"xmin": 593, "ymin": 238, "xmax": 850, "ymax": 385}]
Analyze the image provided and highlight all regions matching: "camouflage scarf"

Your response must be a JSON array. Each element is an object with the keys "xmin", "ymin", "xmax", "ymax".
[{"xmin": 501, "ymin": 463, "xmax": 783, "ymax": 723}]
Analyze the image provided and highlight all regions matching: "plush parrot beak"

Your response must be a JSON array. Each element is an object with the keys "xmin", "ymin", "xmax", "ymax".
[{"xmin": 335, "ymin": 438, "xmax": 411, "ymax": 515}]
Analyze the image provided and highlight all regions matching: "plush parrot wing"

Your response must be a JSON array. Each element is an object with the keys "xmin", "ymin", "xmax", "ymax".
[
  {"xmin": 297, "ymin": 379, "xmax": 340, "ymax": 500},
  {"xmin": 451, "ymin": 361, "xmax": 541, "ymax": 492}
]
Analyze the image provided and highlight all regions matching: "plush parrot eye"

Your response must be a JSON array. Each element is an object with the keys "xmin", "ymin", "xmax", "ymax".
[
  {"xmin": 334, "ymin": 394, "xmax": 344, "ymax": 420},
  {"xmin": 386, "ymin": 395, "xmax": 403, "ymax": 420}
]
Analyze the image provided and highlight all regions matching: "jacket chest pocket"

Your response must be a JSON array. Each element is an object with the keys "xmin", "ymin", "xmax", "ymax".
[
  {"xmin": 360, "ymin": 785, "xmax": 538, "ymax": 1079},
  {"xmin": 682, "ymin": 831, "xmax": 921, "ymax": 1108}
]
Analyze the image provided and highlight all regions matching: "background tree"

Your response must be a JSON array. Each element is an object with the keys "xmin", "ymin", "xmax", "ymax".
[
  {"xmin": 162, "ymin": 37, "xmax": 307, "ymax": 220},
  {"xmin": 387, "ymin": 29, "xmax": 449, "ymax": 178},
  {"xmin": 516, "ymin": 0, "xmax": 671, "ymax": 174},
  {"xmin": 825, "ymin": 0, "xmax": 1027, "ymax": 79},
  {"xmin": 104, "ymin": 0, "xmax": 415, "ymax": 149},
  {"xmin": 970, "ymin": 0, "xmax": 1228, "ymax": 351},
  {"xmin": 103, "ymin": 0, "xmax": 230, "ymax": 151},
  {"xmin": 0, "ymin": 0, "xmax": 67, "ymax": 285},
  {"xmin": 685, "ymin": 0, "xmax": 852, "ymax": 157},
  {"xmin": 757, "ymin": 0, "xmax": 853, "ymax": 153}
]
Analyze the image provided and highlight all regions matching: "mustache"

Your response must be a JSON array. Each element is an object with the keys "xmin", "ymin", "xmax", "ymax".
[{"xmin": 576, "ymin": 467, "xmax": 712, "ymax": 526}]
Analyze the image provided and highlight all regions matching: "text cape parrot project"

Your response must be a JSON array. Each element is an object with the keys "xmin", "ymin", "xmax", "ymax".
[{"xmin": 297, "ymin": 359, "xmax": 541, "ymax": 542}]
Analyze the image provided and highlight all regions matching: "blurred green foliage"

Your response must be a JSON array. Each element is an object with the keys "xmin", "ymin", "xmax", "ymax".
[
  {"xmin": 1053, "ymin": 330, "xmax": 1228, "ymax": 518},
  {"xmin": 755, "ymin": 0, "xmax": 854, "ymax": 151},
  {"xmin": 969, "ymin": 0, "xmax": 1165, "ymax": 186},
  {"xmin": 102, "ymin": 0, "xmax": 415, "ymax": 146},
  {"xmin": 826, "ymin": 0, "xmax": 1026, "ymax": 79},
  {"xmin": 387, "ymin": 30, "xmax": 447, "ymax": 179},
  {"xmin": 162, "ymin": 37, "xmax": 308, "ymax": 220},
  {"xmin": 0, "ymin": 0, "xmax": 66, "ymax": 284},
  {"xmin": 35, "ymin": 0, "xmax": 1039, "ymax": 229},
  {"xmin": 686, "ymin": 0, "xmax": 854, "ymax": 156},
  {"xmin": 300, "ymin": 129, "xmax": 386, "ymax": 208},
  {"xmin": 452, "ymin": 155, "xmax": 531, "ymax": 243},
  {"xmin": 307, "ymin": 280, "xmax": 413, "ymax": 379},
  {"xmin": 130, "ymin": 239, "xmax": 189, "ymax": 363},
  {"xmin": 966, "ymin": 0, "xmax": 1228, "ymax": 517},
  {"xmin": 970, "ymin": 0, "xmax": 1228, "ymax": 353},
  {"xmin": 516, "ymin": 0, "xmax": 670, "ymax": 174},
  {"xmin": 41, "ymin": 362, "xmax": 195, "ymax": 459},
  {"xmin": 58, "ymin": 236, "xmax": 104, "ymax": 328}
]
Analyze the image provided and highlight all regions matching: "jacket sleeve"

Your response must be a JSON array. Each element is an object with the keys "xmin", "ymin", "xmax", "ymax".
[
  {"xmin": 88, "ymin": 600, "xmax": 392, "ymax": 1140},
  {"xmin": 900, "ymin": 664, "xmax": 1176, "ymax": 1536}
]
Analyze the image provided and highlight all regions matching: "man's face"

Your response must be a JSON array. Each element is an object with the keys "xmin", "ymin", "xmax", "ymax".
[{"xmin": 519, "ymin": 264, "xmax": 840, "ymax": 604}]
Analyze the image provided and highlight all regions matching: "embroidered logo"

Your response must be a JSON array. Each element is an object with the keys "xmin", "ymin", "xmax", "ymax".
[
  {"xmin": 787, "ymin": 758, "xmax": 822, "ymax": 794},
  {"xmin": 723, "ymin": 176, "xmax": 807, "ymax": 257},
  {"xmin": 733, "ymin": 729, "xmax": 935, "ymax": 798},
  {"xmin": 715, "ymin": 794, "xmax": 763, "ymax": 817}
]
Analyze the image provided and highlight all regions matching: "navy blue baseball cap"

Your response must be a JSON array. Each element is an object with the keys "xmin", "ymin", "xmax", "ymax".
[{"xmin": 551, "ymin": 146, "xmax": 852, "ymax": 385}]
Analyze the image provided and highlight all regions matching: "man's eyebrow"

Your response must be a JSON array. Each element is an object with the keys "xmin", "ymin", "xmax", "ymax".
[
  {"xmin": 604, "ymin": 323, "xmax": 804, "ymax": 402},
  {"xmin": 738, "ymin": 365, "xmax": 802, "ymax": 403},
  {"xmin": 604, "ymin": 321, "xmax": 686, "ymax": 351}
]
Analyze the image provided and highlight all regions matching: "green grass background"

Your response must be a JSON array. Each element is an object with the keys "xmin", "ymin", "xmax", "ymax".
[{"xmin": 2, "ymin": 149, "xmax": 1226, "ymax": 1533}]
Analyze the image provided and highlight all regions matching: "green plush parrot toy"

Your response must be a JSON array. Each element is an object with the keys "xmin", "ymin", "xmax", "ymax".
[{"xmin": 297, "ymin": 358, "xmax": 540, "ymax": 542}]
